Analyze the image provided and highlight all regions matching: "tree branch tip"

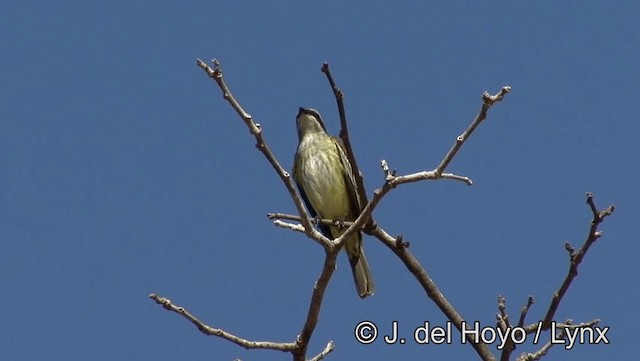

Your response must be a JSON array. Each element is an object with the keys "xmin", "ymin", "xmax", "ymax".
[
  {"xmin": 196, "ymin": 58, "xmax": 222, "ymax": 75},
  {"xmin": 440, "ymin": 172, "xmax": 473, "ymax": 185},
  {"xmin": 149, "ymin": 293, "xmax": 175, "ymax": 310},
  {"xmin": 602, "ymin": 205, "xmax": 615, "ymax": 217},
  {"xmin": 482, "ymin": 85, "xmax": 511, "ymax": 105},
  {"xmin": 564, "ymin": 242, "xmax": 574, "ymax": 254},
  {"xmin": 308, "ymin": 340, "xmax": 336, "ymax": 361},
  {"xmin": 149, "ymin": 293, "xmax": 166, "ymax": 303}
]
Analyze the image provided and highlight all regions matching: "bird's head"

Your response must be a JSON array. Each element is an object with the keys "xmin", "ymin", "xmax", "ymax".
[{"xmin": 296, "ymin": 107, "xmax": 327, "ymax": 141}]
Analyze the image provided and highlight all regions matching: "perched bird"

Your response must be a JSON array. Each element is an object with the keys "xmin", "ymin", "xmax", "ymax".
[{"xmin": 293, "ymin": 107, "xmax": 374, "ymax": 298}]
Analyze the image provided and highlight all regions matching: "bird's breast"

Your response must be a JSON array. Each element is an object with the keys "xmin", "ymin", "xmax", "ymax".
[{"xmin": 296, "ymin": 136, "xmax": 350, "ymax": 219}]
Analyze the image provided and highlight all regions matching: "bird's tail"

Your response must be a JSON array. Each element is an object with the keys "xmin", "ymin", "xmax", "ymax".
[{"xmin": 348, "ymin": 242, "xmax": 374, "ymax": 298}]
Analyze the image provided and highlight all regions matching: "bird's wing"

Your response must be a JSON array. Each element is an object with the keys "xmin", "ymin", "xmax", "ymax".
[{"xmin": 332, "ymin": 136, "xmax": 362, "ymax": 218}]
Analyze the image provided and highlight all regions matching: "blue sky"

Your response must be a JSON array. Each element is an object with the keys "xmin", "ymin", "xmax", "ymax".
[{"xmin": 2, "ymin": 2, "xmax": 638, "ymax": 360}]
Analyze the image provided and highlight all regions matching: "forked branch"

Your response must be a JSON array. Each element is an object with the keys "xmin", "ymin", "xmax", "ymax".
[
  {"xmin": 542, "ymin": 193, "xmax": 614, "ymax": 328},
  {"xmin": 155, "ymin": 58, "xmax": 512, "ymax": 361}
]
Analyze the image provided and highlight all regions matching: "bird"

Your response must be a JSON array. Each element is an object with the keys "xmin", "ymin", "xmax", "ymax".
[{"xmin": 293, "ymin": 107, "xmax": 374, "ymax": 298}]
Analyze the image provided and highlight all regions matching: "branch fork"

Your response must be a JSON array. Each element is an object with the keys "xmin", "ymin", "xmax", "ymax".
[{"xmin": 148, "ymin": 58, "xmax": 613, "ymax": 361}]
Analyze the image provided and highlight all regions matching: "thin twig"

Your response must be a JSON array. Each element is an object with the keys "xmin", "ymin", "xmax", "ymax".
[
  {"xmin": 515, "ymin": 320, "xmax": 601, "ymax": 361},
  {"xmin": 436, "ymin": 86, "xmax": 511, "ymax": 175},
  {"xmin": 368, "ymin": 225, "xmax": 496, "ymax": 360},
  {"xmin": 273, "ymin": 219, "xmax": 306, "ymax": 233},
  {"xmin": 196, "ymin": 59, "xmax": 325, "ymax": 246},
  {"xmin": 308, "ymin": 341, "xmax": 336, "ymax": 361},
  {"xmin": 195, "ymin": 59, "xmax": 345, "ymax": 361},
  {"xmin": 497, "ymin": 295, "xmax": 516, "ymax": 361},
  {"xmin": 294, "ymin": 252, "xmax": 338, "ymax": 361},
  {"xmin": 149, "ymin": 294, "xmax": 296, "ymax": 352},
  {"xmin": 517, "ymin": 296, "xmax": 534, "ymax": 328},
  {"xmin": 321, "ymin": 63, "xmax": 370, "ymax": 210},
  {"xmin": 516, "ymin": 334, "xmax": 559, "ymax": 361},
  {"xmin": 271, "ymin": 84, "xmax": 512, "ymax": 361},
  {"xmin": 377, "ymin": 87, "xmax": 512, "ymax": 189},
  {"xmin": 542, "ymin": 193, "xmax": 614, "ymax": 328},
  {"xmin": 195, "ymin": 60, "xmax": 512, "ymax": 361},
  {"xmin": 268, "ymin": 213, "xmax": 352, "ymax": 230},
  {"xmin": 497, "ymin": 295, "xmax": 510, "ymax": 332}
]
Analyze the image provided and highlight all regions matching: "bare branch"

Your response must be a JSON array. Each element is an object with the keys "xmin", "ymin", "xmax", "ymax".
[
  {"xmin": 294, "ymin": 252, "xmax": 338, "ymax": 361},
  {"xmin": 273, "ymin": 219, "xmax": 306, "ymax": 233},
  {"xmin": 517, "ymin": 296, "xmax": 534, "ymax": 328},
  {"xmin": 268, "ymin": 71, "xmax": 508, "ymax": 275},
  {"xmin": 308, "ymin": 341, "xmax": 336, "ymax": 361},
  {"xmin": 517, "ymin": 320, "xmax": 570, "ymax": 361},
  {"xmin": 268, "ymin": 213, "xmax": 352, "ymax": 230},
  {"xmin": 436, "ymin": 86, "xmax": 511, "ymax": 176},
  {"xmin": 377, "ymin": 86, "xmax": 511, "ymax": 189},
  {"xmin": 267, "ymin": 212, "xmax": 301, "ymax": 222},
  {"xmin": 542, "ymin": 193, "xmax": 615, "ymax": 328},
  {"xmin": 327, "ymin": 87, "xmax": 510, "ymax": 360},
  {"xmin": 177, "ymin": 59, "xmax": 616, "ymax": 361},
  {"xmin": 368, "ymin": 225, "xmax": 496, "ymax": 361},
  {"xmin": 499, "ymin": 295, "xmax": 537, "ymax": 361},
  {"xmin": 516, "ymin": 336, "xmax": 556, "ymax": 361},
  {"xmin": 194, "ymin": 59, "xmax": 354, "ymax": 361},
  {"xmin": 321, "ymin": 63, "xmax": 370, "ymax": 211},
  {"xmin": 496, "ymin": 295, "xmax": 516, "ymax": 361},
  {"xmin": 517, "ymin": 320, "xmax": 601, "ymax": 361},
  {"xmin": 148, "ymin": 294, "xmax": 296, "ymax": 352},
  {"xmin": 194, "ymin": 60, "xmax": 514, "ymax": 361},
  {"xmin": 555, "ymin": 319, "xmax": 601, "ymax": 329},
  {"xmin": 269, "ymin": 84, "xmax": 511, "ymax": 361},
  {"xmin": 497, "ymin": 295, "xmax": 510, "ymax": 332},
  {"xmin": 196, "ymin": 59, "xmax": 325, "ymax": 246},
  {"xmin": 441, "ymin": 172, "xmax": 474, "ymax": 185}
]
